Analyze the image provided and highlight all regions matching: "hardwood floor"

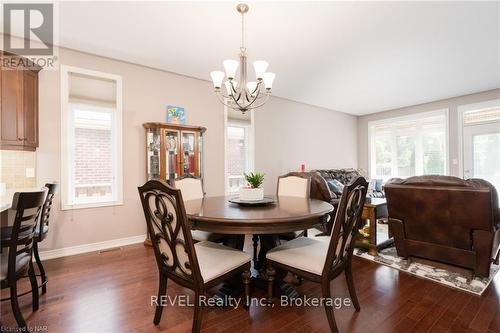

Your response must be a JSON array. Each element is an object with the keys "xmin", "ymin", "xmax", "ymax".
[{"xmin": 1, "ymin": 241, "xmax": 499, "ymax": 332}]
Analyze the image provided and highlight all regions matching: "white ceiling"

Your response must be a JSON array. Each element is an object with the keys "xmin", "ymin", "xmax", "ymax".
[{"xmin": 53, "ymin": 1, "xmax": 500, "ymax": 115}]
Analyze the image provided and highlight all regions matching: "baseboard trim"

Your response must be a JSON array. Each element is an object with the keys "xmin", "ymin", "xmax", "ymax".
[{"xmin": 39, "ymin": 234, "xmax": 147, "ymax": 261}]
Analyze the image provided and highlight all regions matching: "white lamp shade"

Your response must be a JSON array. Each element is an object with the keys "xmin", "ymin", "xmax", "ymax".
[
  {"xmin": 223, "ymin": 60, "xmax": 239, "ymax": 79},
  {"xmin": 263, "ymin": 72, "xmax": 275, "ymax": 90},
  {"xmin": 224, "ymin": 80, "xmax": 238, "ymax": 95},
  {"xmin": 246, "ymin": 81, "xmax": 257, "ymax": 95},
  {"xmin": 253, "ymin": 60, "xmax": 269, "ymax": 80},
  {"xmin": 210, "ymin": 71, "xmax": 225, "ymax": 88}
]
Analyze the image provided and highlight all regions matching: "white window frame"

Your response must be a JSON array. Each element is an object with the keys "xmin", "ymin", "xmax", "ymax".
[
  {"xmin": 368, "ymin": 109, "xmax": 449, "ymax": 180},
  {"xmin": 457, "ymin": 99, "xmax": 500, "ymax": 178},
  {"xmin": 60, "ymin": 65, "xmax": 123, "ymax": 210},
  {"xmin": 223, "ymin": 106, "xmax": 255, "ymax": 195}
]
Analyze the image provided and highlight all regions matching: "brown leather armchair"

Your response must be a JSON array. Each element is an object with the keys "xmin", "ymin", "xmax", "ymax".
[{"xmin": 385, "ymin": 176, "xmax": 500, "ymax": 277}]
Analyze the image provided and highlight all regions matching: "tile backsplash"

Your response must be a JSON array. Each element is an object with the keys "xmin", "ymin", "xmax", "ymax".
[{"xmin": 0, "ymin": 150, "xmax": 37, "ymax": 190}]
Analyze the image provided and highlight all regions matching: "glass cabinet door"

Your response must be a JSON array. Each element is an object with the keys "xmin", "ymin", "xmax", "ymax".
[
  {"xmin": 164, "ymin": 130, "xmax": 180, "ymax": 180},
  {"xmin": 181, "ymin": 132, "xmax": 198, "ymax": 176},
  {"xmin": 146, "ymin": 128, "xmax": 161, "ymax": 180},
  {"xmin": 198, "ymin": 133, "xmax": 203, "ymax": 178}
]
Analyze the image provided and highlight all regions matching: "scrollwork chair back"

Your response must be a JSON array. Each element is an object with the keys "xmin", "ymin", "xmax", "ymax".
[
  {"xmin": 323, "ymin": 177, "xmax": 368, "ymax": 275},
  {"xmin": 138, "ymin": 180, "xmax": 203, "ymax": 287}
]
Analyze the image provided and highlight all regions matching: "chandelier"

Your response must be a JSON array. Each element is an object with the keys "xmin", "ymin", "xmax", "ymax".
[{"xmin": 210, "ymin": 3, "xmax": 275, "ymax": 114}]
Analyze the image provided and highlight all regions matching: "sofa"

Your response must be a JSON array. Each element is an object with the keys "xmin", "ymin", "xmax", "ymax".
[
  {"xmin": 306, "ymin": 169, "xmax": 383, "ymax": 234},
  {"xmin": 312, "ymin": 169, "xmax": 385, "ymax": 202},
  {"xmin": 385, "ymin": 175, "xmax": 500, "ymax": 277}
]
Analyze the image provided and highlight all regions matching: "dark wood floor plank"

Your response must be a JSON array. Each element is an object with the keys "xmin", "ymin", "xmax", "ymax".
[
  {"xmin": 1, "ymin": 242, "xmax": 498, "ymax": 333},
  {"xmin": 469, "ymin": 298, "xmax": 497, "ymax": 333}
]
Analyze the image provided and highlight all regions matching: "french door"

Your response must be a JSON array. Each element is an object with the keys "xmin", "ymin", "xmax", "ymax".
[{"xmin": 463, "ymin": 122, "xmax": 500, "ymax": 191}]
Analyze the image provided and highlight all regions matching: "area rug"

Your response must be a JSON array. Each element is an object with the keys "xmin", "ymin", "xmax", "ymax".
[{"xmin": 354, "ymin": 246, "xmax": 499, "ymax": 295}]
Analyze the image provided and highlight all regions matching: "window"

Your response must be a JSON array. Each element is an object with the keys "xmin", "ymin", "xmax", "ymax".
[
  {"xmin": 225, "ymin": 109, "xmax": 254, "ymax": 194},
  {"xmin": 61, "ymin": 66, "xmax": 122, "ymax": 209},
  {"xmin": 369, "ymin": 110, "xmax": 448, "ymax": 181},
  {"xmin": 459, "ymin": 99, "xmax": 500, "ymax": 194}
]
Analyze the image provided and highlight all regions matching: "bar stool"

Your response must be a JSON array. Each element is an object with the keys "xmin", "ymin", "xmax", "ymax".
[
  {"xmin": 32, "ymin": 183, "xmax": 57, "ymax": 294},
  {"xmin": 0, "ymin": 189, "xmax": 47, "ymax": 329}
]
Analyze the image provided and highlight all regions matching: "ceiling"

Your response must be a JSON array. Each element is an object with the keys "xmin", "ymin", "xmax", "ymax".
[{"xmin": 53, "ymin": 2, "xmax": 500, "ymax": 114}]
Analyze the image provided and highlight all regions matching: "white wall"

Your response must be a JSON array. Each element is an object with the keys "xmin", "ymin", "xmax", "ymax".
[
  {"xmin": 255, "ymin": 98, "xmax": 358, "ymax": 194},
  {"xmin": 36, "ymin": 47, "xmax": 358, "ymax": 251}
]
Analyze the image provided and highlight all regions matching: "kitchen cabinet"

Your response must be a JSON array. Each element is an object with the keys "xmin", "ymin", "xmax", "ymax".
[{"xmin": 0, "ymin": 52, "xmax": 41, "ymax": 151}]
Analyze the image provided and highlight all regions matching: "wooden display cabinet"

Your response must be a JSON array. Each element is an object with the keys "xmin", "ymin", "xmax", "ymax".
[{"xmin": 143, "ymin": 122, "xmax": 206, "ymax": 183}]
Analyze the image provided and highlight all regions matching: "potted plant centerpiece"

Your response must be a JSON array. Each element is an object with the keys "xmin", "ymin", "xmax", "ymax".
[{"xmin": 240, "ymin": 172, "xmax": 265, "ymax": 201}]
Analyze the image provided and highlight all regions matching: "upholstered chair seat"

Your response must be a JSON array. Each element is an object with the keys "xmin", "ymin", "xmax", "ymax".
[
  {"xmin": 195, "ymin": 241, "xmax": 251, "ymax": 282},
  {"xmin": 0, "ymin": 252, "xmax": 31, "ymax": 280},
  {"xmin": 267, "ymin": 237, "xmax": 328, "ymax": 275},
  {"xmin": 0, "ymin": 224, "xmax": 48, "ymax": 241}
]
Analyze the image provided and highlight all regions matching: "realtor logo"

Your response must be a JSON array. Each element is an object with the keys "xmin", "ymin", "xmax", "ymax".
[{"xmin": 3, "ymin": 3, "xmax": 54, "ymax": 55}]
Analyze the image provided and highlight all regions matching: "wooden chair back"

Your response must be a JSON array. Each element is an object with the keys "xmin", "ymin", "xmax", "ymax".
[
  {"xmin": 4, "ymin": 190, "xmax": 47, "ymax": 281},
  {"xmin": 277, "ymin": 173, "xmax": 311, "ymax": 198},
  {"xmin": 323, "ymin": 177, "xmax": 367, "ymax": 276},
  {"xmin": 138, "ymin": 180, "xmax": 203, "ymax": 288},
  {"xmin": 38, "ymin": 183, "xmax": 57, "ymax": 239}
]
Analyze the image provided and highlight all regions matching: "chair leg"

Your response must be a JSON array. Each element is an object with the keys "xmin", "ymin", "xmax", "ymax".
[
  {"xmin": 28, "ymin": 261, "xmax": 39, "ymax": 312},
  {"xmin": 192, "ymin": 292, "xmax": 204, "ymax": 333},
  {"xmin": 252, "ymin": 235, "xmax": 259, "ymax": 267},
  {"xmin": 345, "ymin": 261, "xmax": 360, "ymax": 311},
  {"xmin": 242, "ymin": 270, "xmax": 251, "ymax": 308},
  {"xmin": 321, "ymin": 281, "xmax": 339, "ymax": 333},
  {"xmin": 153, "ymin": 273, "xmax": 167, "ymax": 325},
  {"xmin": 266, "ymin": 264, "xmax": 275, "ymax": 304},
  {"xmin": 33, "ymin": 241, "xmax": 47, "ymax": 294},
  {"xmin": 9, "ymin": 283, "xmax": 27, "ymax": 329}
]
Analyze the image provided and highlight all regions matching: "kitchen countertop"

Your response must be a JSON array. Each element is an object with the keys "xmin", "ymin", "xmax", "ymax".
[{"xmin": 1, "ymin": 188, "xmax": 43, "ymax": 212}]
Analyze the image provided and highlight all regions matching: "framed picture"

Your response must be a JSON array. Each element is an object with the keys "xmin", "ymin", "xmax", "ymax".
[{"xmin": 167, "ymin": 105, "xmax": 185, "ymax": 124}]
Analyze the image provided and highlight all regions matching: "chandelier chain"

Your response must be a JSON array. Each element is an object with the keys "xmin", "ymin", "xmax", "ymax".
[{"xmin": 241, "ymin": 10, "xmax": 245, "ymax": 52}]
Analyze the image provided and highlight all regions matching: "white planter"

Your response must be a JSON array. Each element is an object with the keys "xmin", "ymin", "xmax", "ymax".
[{"xmin": 239, "ymin": 187, "xmax": 264, "ymax": 201}]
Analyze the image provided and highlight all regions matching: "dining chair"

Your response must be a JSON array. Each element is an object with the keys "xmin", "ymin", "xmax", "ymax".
[
  {"xmin": 251, "ymin": 173, "xmax": 313, "ymax": 267},
  {"xmin": 277, "ymin": 173, "xmax": 312, "ymax": 239},
  {"xmin": 277, "ymin": 173, "xmax": 311, "ymax": 198},
  {"xmin": 1, "ymin": 189, "xmax": 47, "ymax": 329},
  {"xmin": 266, "ymin": 176, "xmax": 368, "ymax": 333},
  {"xmin": 173, "ymin": 175, "xmax": 225, "ymax": 243},
  {"xmin": 32, "ymin": 183, "xmax": 57, "ymax": 294},
  {"xmin": 138, "ymin": 180, "xmax": 251, "ymax": 333}
]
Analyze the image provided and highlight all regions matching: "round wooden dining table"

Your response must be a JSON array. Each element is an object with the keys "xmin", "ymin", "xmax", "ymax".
[
  {"xmin": 184, "ymin": 195, "xmax": 334, "ymax": 235},
  {"xmin": 185, "ymin": 195, "xmax": 333, "ymax": 273}
]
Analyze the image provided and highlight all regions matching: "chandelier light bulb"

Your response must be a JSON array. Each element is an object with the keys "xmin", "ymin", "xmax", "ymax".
[
  {"xmin": 247, "ymin": 81, "xmax": 257, "ymax": 96},
  {"xmin": 210, "ymin": 71, "xmax": 225, "ymax": 89},
  {"xmin": 253, "ymin": 60, "xmax": 269, "ymax": 80},
  {"xmin": 263, "ymin": 72, "xmax": 275, "ymax": 90},
  {"xmin": 223, "ymin": 60, "xmax": 239, "ymax": 79}
]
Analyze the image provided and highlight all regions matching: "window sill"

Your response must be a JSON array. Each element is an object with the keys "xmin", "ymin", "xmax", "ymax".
[{"xmin": 61, "ymin": 200, "xmax": 124, "ymax": 211}]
